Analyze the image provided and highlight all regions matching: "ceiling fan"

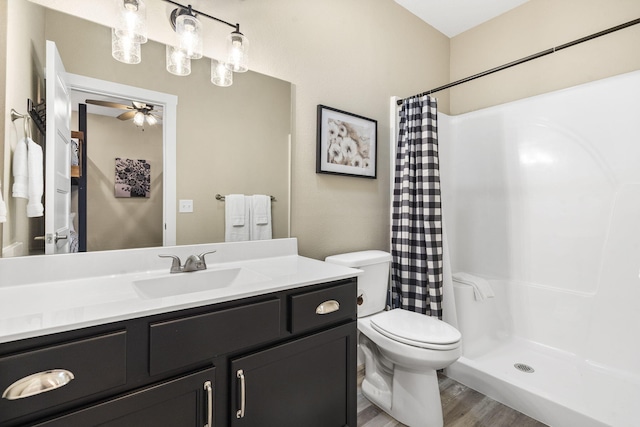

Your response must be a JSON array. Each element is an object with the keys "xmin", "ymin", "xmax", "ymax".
[{"xmin": 84, "ymin": 99, "xmax": 161, "ymax": 127}]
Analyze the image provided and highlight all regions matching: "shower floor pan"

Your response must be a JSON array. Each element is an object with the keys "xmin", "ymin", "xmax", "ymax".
[{"xmin": 446, "ymin": 337, "xmax": 639, "ymax": 427}]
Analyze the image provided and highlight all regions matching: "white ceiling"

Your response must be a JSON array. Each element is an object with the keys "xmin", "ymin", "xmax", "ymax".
[{"xmin": 394, "ymin": 0, "xmax": 530, "ymax": 37}]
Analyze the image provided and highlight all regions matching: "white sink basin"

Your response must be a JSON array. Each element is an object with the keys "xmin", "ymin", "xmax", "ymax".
[{"xmin": 133, "ymin": 267, "xmax": 269, "ymax": 299}]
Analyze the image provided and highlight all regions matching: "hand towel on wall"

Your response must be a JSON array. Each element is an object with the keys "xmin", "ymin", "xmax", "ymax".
[
  {"xmin": 226, "ymin": 194, "xmax": 246, "ymax": 226},
  {"xmin": 250, "ymin": 195, "xmax": 272, "ymax": 241},
  {"xmin": 452, "ymin": 272, "xmax": 495, "ymax": 301},
  {"xmin": 26, "ymin": 138, "xmax": 44, "ymax": 217},
  {"xmin": 12, "ymin": 137, "xmax": 29, "ymax": 199},
  {"xmin": 225, "ymin": 195, "xmax": 250, "ymax": 242}
]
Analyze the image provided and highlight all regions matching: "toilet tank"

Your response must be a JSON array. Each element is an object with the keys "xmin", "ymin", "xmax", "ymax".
[{"xmin": 325, "ymin": 250, "xmax": 392, "ymax": 317}]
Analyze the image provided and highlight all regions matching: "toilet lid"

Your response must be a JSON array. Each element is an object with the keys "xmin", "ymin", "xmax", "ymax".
[{"xmin": 370, "ymin": 309, "xmax": 461, "ymax": 350}]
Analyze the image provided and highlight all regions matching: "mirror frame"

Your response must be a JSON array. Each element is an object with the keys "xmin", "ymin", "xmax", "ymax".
[{"xmin": 66, "ymin": 72, "xmax": 177, "ymax": 246}]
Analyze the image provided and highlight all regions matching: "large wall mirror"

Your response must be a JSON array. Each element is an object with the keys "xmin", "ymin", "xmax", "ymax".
[{"xmin": 1, "ymin": 0, "xmax": 292, "ymax": 258}]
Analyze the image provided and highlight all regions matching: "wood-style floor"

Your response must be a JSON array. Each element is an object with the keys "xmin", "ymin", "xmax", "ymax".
[{"xmin": 357, "ymin": 373, "xmax": 548, "ymax": 427}]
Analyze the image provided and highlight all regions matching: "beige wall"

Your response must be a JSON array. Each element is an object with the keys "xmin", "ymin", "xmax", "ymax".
[
  {"xmin": 1, "ymin": 0, "xmax": 45, "ymax": 256},
  {"xmin": 70, "ymin": 112, "xmax": 163, "ymax": 251},
  {"xmin": 449, "ymin": 0, "xmax": 640, "ymax": 114},
  {"xmin": 235, "ymin": 0, "xmax": 451, "ymax": 259}
]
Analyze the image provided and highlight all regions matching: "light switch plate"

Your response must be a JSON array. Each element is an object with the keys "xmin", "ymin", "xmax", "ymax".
[{"xmin": 179, "ymin": 199, "xmax": 193, "ymax": 213}]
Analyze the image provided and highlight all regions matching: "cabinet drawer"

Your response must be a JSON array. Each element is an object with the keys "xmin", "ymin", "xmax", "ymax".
[
  {"xmin": 289, "ymin": 280, "xmax": 357, "ymax": 334},
  {"xmin": 149, "ymin": 298, "xmax": 281, "ymax": 376},
  {"xmin": 0, "ymin": 330, "xmax": 127, "ymax": 424}
]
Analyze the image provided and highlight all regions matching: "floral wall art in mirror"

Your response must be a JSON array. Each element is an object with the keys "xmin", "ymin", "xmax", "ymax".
[
  {"xmin": 115, "ymin": 158, "xmax": 151, "ymax": 198},
  {"xmin": 316, "ymin": 105, "xmax": 377, "ymax": 178}
]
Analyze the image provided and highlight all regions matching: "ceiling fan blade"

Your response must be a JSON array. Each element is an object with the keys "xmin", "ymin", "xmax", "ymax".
[
  {"xmin": 117, "ymin": 111, "xmax": 137, "ymax": 121},
  {"xmin": 85, "ymin": 99, "xmax": 133, "ymax": 110}
]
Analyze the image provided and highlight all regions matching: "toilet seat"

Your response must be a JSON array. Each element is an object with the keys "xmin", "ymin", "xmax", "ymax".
[{"xmin": 370, "ymin": 309, "xmax": 461, "ymax": 350}]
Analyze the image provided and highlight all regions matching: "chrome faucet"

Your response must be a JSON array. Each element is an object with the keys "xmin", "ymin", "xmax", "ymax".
[{"xmin": 159, "ymin": 250, "xmax": 217, "ymax": 273}]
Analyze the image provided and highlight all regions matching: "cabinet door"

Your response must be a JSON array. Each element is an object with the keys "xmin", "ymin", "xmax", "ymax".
[
  {"xmin": 34, "ymin": 368, "xmax": 215, "ymax": 427},
  {"xmin": 230, "ymin": 323, "xmax": 357, "ymax": 427}
]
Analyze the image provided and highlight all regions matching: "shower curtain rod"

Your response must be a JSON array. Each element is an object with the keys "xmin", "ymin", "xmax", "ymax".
[{"xmin": 397, "ymin": 17, "xmax": 640, "ymax": 105}]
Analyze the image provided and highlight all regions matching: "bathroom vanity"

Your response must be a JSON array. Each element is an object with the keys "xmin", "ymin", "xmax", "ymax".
[{"xmin": 0, "ymin": 239, "xmax": 359, "ymax": 426}]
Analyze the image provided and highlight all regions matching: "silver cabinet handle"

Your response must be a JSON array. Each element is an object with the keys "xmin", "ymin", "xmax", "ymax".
[
  {"xmin": 2, "ymin": 369, "xmax": 74, "ymax": 400},
  {"xmin": 236, "ymin": 369, "xmax": 246, "ymax": 419},
  {"xmin": 204, "ymin": 381, "xmax": 213, "ymax": 427},
  {"xmin": 316, "ymin": 300, "xmax": 340, "ymax": 315}
]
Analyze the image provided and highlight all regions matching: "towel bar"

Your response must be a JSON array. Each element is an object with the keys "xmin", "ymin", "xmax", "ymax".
[{"xmin": 216, "ymin": 194, "xmax": 276, "ymax": 202}]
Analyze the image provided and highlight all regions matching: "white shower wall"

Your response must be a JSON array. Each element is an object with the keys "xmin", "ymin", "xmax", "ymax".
[{"xmin": 440, "ymin": 70, "xmax": 640, "ymax": 385}]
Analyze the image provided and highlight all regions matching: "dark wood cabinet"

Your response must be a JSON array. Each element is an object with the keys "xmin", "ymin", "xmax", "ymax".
[
  {"xmin": 0, "ymin": 278, "xmax": 357, "ymax": 427},
  {"xmin": 33, "ymin": 368, "xmax": 215, "ymax": 427},
  {"xmin": 230, "ymin": 323, "xmax": 357, "ymax": 427}
]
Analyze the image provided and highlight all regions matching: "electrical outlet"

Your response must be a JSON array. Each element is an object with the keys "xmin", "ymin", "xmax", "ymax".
[{"xmin": 179, "ymin": 199, "xmax": 193, "ymax": 213}]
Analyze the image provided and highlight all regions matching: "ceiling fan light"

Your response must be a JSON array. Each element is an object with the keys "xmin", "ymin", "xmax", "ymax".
[
  {"xmin": 166, "ymin": 45, "xmax": 191, "ymax": 76},
  {"xmin": 225, "ymin": 30, "xmax": 249, "ymax": 73},
  {"xmin": 211, "ymin": 59, "xmax": 233, "ymax": 87},
  {"xmin": 115, "ymin": 0, "xmax": 147, "ymax": 44},
  {"xmin": 145, "ymin": 114, "xmax": 158, "ymax": 126},
  {"xmin": 112, "ymin": 28, "xmax": 141, "ymax": 64},
  {"xmin": 176, "ymin": 13, "xmax": 203, "ymax": 59},
  {"xmin": 133, "ymin": 111, "xmax": 145, "ymax": 127}
]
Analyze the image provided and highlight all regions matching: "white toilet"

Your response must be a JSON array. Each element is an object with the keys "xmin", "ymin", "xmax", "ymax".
[{"xmin": 325, "ymin": 250, "xmax": 461, "ymax": 427}]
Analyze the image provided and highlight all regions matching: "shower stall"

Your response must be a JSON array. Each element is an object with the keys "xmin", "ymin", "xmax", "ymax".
[{"xmin": 439, "ymin": 70, "xmax": 640, "ymax": 427}]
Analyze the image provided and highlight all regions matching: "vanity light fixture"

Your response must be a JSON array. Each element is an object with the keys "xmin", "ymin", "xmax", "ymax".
[
  {"xmin": 111, "ymin": 0, "xmax": 250, "ymax": 84},
  {"xmin": 173, "ymin": 6, "xmax": 203, "ymax": 59},
  {"xmin": 211, "ymin": 59, "xmax": 233, "ymax": 87},
  {"xmin": 112, "ymin": 28, "xmax": 141, "ymax": 64},
  {"xmin": 226, "ymin": 28, "xmax": 249, "ymax": 73},
  {"xmin": 166, "ymin": 45, "xmax": 191, "ymax": 76},
  {"xmin": 112, "ymin": 0, "xmax": 148, "ymax": 64},
  {"xmin": 165, "ymin": 0, "xmax": 249, "ymax": 86}
]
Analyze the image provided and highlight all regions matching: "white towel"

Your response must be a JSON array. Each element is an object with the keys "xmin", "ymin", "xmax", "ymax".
[
  {"xmin": 225, "ymin": 195, "xmax": 250, "ymax": 242},
  {"xmin": 250, "ymin": 195, "xmax": 272, "ymax": 240},
  {"xmin": 0, "ymin": 180, "xmax": 6, "ymax": 223},
  {"xmin": 12, "ymin": 137, "xmax": 29, "ymax": 199},
  {"xmin": 452, "ymin": 272, "xmax": 495, "ymax": 301},
  {"xmin": 226, "ymin": 194, "xmax": 246, "ymax": 226},
  {"xmin": 26, "ymin": 138, "xmax": 44, "ymax": 218}
]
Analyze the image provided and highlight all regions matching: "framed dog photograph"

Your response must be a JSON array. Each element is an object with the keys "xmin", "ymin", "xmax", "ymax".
[{"xmin": 316, "ymin": 105, "xmax": 377, "ymax": 178}]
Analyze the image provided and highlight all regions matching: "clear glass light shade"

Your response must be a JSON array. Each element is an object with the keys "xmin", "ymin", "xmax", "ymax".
[
  {"xmin": 211, "ymin": 59, "xmax": 233, "ymax": 87},
  {"xmin": 133, "ymin": 111, "xmax": 145, "ymax": 127},
  {"xmin": 166, "ymin": 45, "xmax": 191, "ymax": 76},
  {"xmin": 112, "ymin": 28, "xmax": 141, "ymax": 64},
  {"xmin": 226, "ymin": 31, "xmax": 249, "ymax": 73},
  {"xmin": 115, "ymin": 0, "xmax": 147, "ymax": 43},
  {"xmin": 145, "ymin": 114, "xmax": 158, "ymax": 126},
  {"xmin": 176, "ymin": 14, "xmax": 203, "ymax": 59}
]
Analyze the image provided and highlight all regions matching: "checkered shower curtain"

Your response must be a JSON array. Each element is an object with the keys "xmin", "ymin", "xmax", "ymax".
[{"xmin": 391, "ymin": 95, "xmax": 443, "ymax": 318}]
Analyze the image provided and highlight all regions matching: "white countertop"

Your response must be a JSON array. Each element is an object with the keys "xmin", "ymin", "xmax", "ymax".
[{"xmin": 0, "ymin": 239, "xmax": 360, "ymax": 344}]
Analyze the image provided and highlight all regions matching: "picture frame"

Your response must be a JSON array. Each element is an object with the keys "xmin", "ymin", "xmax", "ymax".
[{"xmin": 316, "ymin": 105, "xmax": 377, "ymax": 178}]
